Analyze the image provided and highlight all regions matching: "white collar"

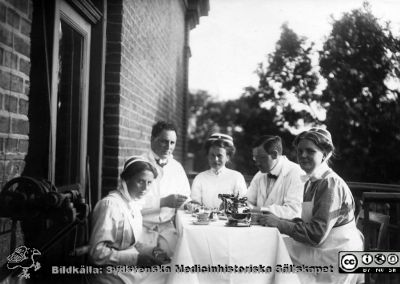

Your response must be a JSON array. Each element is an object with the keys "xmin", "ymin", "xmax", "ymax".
[
  {"xmin": 301, "ymin": 162, "xmax": 330, "ymax": 183},
  {"xmin": 269, "ymin": 156, "xmax": 283, "ymax": 176},
  {"xmin": 209, "ymin": 166, "xmax": 226, "ymax": 176},
  {"xmin": 151, "ymin": 150, "xmax": 172, "ymax": 164}
]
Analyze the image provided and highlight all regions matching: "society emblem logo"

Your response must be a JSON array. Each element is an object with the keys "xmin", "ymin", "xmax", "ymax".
[
  {"xmin": 6, "ymin": 246, "xmax": 41, "ymax": 279},
  {"xmin": 362, "ymin": 253, "xmax": 373, "ymax": 265},
  {"xmin": 387, "ymin": 254, "xmax": 399, "ymax": 265},
  {"xmin": 374, "ymin": 254, "xmax": 386, "ymax": 265},
  {"xmin": 341, "ymin": 254, "xmax": 358, "ymax": 271}
]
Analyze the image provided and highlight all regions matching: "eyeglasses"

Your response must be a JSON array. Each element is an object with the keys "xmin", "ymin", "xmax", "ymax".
[{"xmin": 252, "ymin": 155, "xmax": 269, "ymax": 161}]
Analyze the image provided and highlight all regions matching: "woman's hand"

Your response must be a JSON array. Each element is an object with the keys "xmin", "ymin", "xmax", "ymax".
[
  {"xmin": 152, "ymin": 247, "xmax": 171, "ymax": 264},
  {"xmin": 258, "ymin": 212, "xmax": 281, "ymax": 227},
  {"xmin": 137, "ymin": 253, "xmax": 163, "ymax": 268},
  {"xmin": 250, "ymin": 213, "xmax": 262, "ymax": 225}
]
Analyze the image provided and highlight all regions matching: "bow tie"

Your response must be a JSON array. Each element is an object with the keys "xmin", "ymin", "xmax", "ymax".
[
  {"xmin": 267, "ymin": 173, "xmax": 278, "ymax": 179},
  {"xmin": 156, "ymin": 159, "xmax": 167, "ymax": 167}
]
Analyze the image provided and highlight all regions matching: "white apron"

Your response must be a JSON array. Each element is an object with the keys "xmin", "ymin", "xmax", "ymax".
[
  {"xmin": 284, "ymin": 194, "xmax": 364, "ymax": 284},
  {"xmin": 141, "ymin": 221, "xmax": 178, "ymax": 257},
  {"xmin": 90, "ymin": 193, "xmax": 165, "ymax": 284}
]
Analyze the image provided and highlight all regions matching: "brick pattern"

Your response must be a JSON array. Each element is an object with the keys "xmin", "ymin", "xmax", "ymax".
[
  {"xmin": 103, "ymin": 0, "xmax": 189, "ymax": 193},
  {"xmin": 0, "ymin": 0, "xmax": 31, "ymax": 188},
  {"xmin": 0, "ymin": 0, "xmax": 31, "ymax": 267}
]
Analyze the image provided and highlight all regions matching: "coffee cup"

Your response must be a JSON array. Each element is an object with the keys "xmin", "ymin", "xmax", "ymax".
[{"xmin": 197, "ymin": 212, "xmax": 210, "ymax": 222}]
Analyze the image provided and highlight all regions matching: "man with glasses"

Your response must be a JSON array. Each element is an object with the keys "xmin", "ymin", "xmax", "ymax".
[{"xmin": 246, "ymin": 135, "xmax": 304, "ymax": 219}]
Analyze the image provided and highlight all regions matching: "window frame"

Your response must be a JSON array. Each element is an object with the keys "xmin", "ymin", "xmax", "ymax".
[{"xmin": 49, "ymin": 0, "xmax": 91, "ymax": 189}]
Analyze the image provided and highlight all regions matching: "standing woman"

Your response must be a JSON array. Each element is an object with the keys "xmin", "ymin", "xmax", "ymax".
[
  {"xmin": 191, "ymin": 133, "xmax": 247, "ymax": 208},
  {"xmin": 259, "ymin": 128, "xmax": 363, "ymax": 284},
  {"xmin": 89, "ymin": 156, "xmax": 168, "ymax": 284}
]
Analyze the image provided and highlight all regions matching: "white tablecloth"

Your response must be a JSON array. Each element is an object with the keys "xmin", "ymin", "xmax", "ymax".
[{"xmin": 166, "ymin": 210, "xmax": 301, "ymax": 284}]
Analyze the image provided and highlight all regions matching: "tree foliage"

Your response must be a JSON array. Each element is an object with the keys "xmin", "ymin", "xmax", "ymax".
[
  {"xmin": 319, "ymin": 3, "xmax": 400, "ymax": 182},
  {"xmin": 188, "ymin": 3, "xmax": 400, "ymax": 184},
  {"xmin": 188, "ymin": 88, "xmax": 294, "ymax": 175},
  {"xmin": 256, "ymin": 23, "xmax": 322, "ymax": 129},
  {"xmin": 188, "ymin": 90, "xmax": 239, "ymax": 172},
  {"xmin": 188, "ymin": 25, "xmax": 325, "ymax": 175}
]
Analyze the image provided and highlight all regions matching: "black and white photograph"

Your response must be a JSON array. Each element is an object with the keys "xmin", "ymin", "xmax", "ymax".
[{"xmin": 0, "ymin": 0, "xmax": 399, "ymax": 283}]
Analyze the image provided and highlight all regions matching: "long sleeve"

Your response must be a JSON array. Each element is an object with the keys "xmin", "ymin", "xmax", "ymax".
[
  {"xmin": 176, "ymin": 162, "xmax": 191, "ymax": 197},
  {"xmin": 261, "ymin": 165, "xmax": 303, "ymax": 219},
  {"xmin": 141, "ymin": 157, "xmax": 191, "ymax": 223},
  {"xmin": 234, "ymin": 173, "xmax": 247, "ymax": 197},
  {"xmin": 246, "ymin": 172, "xmax": 262, "ymax": 206},
  {"xmin": 277, "ymin": 177, "xmax": 351, "ymax": 246},
  {"xmin": 190, "ymin": 175, "xmax": 203, "ymax": 204},
  {"xmin": 89, "ymin": 199, "xmax": 140, "ymax": 265}
]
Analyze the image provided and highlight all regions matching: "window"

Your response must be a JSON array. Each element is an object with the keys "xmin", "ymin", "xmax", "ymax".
[{"xmin": 50, "ymin": 0, "xmax": 91, "ymax": 187}]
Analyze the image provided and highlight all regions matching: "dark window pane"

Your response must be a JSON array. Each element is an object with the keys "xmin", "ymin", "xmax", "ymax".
[{"xmin": 55, "ymin": 20, "xmax": 84, "ymax": 186}]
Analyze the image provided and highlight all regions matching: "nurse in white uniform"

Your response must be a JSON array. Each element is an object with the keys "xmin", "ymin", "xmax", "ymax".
[
  {"xmin": 259, "ymin": 128, "xmax": 364, "ymax": 284},
  {"xmin": 191, "ymin": 133, "xmax": 247, "ymax": 209},
  {"xmin": 89, "ymin": 156, "xmax": 168, "ymax": 284}
]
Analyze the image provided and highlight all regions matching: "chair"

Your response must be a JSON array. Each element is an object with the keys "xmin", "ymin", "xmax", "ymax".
[
  {"xmin": 356, "ymin": 209, "xmax": 390, "ymax": 250},
  {"xmin": 358, "ymin": 192, "xmax": 400, "ymax": 284},
  {"xmin": 356, "ymin": 209, "xmax": 390, "ymax": 284}
]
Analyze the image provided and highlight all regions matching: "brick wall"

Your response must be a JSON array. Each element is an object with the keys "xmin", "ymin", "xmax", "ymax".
[
  {"xmin": 0, "ymin": 0, "xmax": 32, "ymax": 265},
  {"xmin": 0, "ymin": 0, "xmax": 31, "ymax": 187},
  {"xmin": 103, "ymin": 0, "xmax": 189, "ymax": 193}
]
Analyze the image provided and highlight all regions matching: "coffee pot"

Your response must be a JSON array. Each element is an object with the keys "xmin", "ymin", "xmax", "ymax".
[{"xmin": 218, "ymin": 194, "xmax": 251, "ymax": 226}]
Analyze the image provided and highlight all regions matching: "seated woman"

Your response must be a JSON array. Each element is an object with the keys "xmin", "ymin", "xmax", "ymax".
[
  {"xmin": 89, "ymin": 156, "xmax": 168, "ymax": 284},
  {"xmin": 258, "ymin": 128, "xmax": 363, "ymax": 284},
  {"xmin": 191, "ymin": 133, "xmax": 247, "ymax": 209}
]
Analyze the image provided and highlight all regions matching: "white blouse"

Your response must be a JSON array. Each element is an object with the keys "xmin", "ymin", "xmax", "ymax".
[
  {"xmin": 89, "ymin": 190, "xmax": 155, "ymax": 284},
  {"xmin": 191, "ymin": 167, "xmax": 247, "ymax": 208}
]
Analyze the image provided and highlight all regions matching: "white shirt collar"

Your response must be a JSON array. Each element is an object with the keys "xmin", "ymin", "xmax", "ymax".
[
  {"xmin": 269, "ymin": 156, "xmax": 283, "ymax": 176},
  {"xmin": 209, "ymin": 166, "xmax": 226, "ymax": 176},
  {"xmin": 151, "ymin": 150, "xmax": 172, "ymax": 165},
  {"xmin": 301, "ymin": 162, "xmax": 330, "ymax": 183}
]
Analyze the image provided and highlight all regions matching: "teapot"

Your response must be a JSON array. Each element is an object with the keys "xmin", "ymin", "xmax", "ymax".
[{"xmin": 218, "ymin": 194, "xmax": 251, "ymax": 226}]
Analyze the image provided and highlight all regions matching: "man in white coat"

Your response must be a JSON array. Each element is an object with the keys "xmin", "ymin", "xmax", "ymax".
[
  {"xmin": 139, "ymin": 121, "xmax": 190, "ymax": 257},
  {"xmin": 246, "ymin": 135, "xmax": 304, "ymax": 219}
]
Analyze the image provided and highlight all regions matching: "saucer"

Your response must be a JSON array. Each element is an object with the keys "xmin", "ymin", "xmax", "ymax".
[
  {"xmin": 193, "ymin": 220, "xmax": 210, "ymax": 225},
  {"xmin": 217, "ymin": 214, "xmax": 228, "ymax": 220}
]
